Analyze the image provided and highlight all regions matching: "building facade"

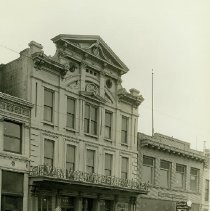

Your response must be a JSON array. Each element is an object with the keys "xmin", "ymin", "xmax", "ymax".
[
  {"xmin": 0, "ymin": 92, "xmax": 32, "ymax": 211},
  {"xmin": 0, "ymin": 35, "xmax": 148, "ymax": 211},
  {"xmin": 202, "ymin": 149, "xmax": 210, "ymax": 211},
  {"xmin": 137, "ymin": 133, "xmax": 206, "ymax": 211}
]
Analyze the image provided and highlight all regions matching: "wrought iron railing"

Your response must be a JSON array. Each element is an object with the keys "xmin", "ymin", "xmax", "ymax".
[{"xmin": 29, "ymin": 165, "xmax": 149, "ymax": 192}]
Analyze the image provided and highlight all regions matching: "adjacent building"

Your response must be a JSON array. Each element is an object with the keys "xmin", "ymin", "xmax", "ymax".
[
  {"xmin": 0, "ymin": 35, "xmax": 148, "ymax": 211},
  {"xmin": 137, "ymin": 133, "xmax": 206, "ymax": 211},
  {"xmin": 0, "ymin": 92, "xmax": 32, "ymax": 211},
  {"xmin": 202, "ymin": 149, "xmax": 210, "ymax": 211}
]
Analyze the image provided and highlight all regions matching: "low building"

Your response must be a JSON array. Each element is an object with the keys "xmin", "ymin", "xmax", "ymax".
[
  {"xmin": 0, "ymin": 92, "xmax": 32, "ymax": 211},
  {"xmin": 202, "ymin": 149, "xmax": 210, "ymax": 211},
  {"xmin": 0, "ymin": 34, "xmax": 148, "ymax": 211},
  {"xmin": 137, "ymin": 133, "xmax": 206, "ymax": 211}
]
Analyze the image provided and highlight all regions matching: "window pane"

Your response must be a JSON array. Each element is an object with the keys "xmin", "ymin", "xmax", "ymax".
[
  {"xmin": 175, "ymin": 172, "xmax": 184, "ymax": 188},
  {"xmin": 66, "ymin": 162, "xmax": 74, "ymax": 171},
  {"xmin": 67, "ymin": 113, "xmax": 74, "ymax": 128},
  {"xmin": 91, "ymin": 121, "xmax": 97, "ymax": 135},
  {"xmin": 142, "ymin": 166, "xmax": 153, "ymax": 184},
  {"xmin": 87, "ymin": 150, "xmax": 94, "ymax": 166},
  {"xmin": 122, "ymin": 117, "xmax": 127, "ymax": 130},
  {"xmin": 2, "ymin": 195, "xmax": 23, "ymax": 211},
  {"xmin": 2, "ymin": 171, "xmax": 23, "ymax": 194},
  {"xmin": 85, "ymin": 104, "xmax": 90, "ymax": 119},
  {"xmin": 4, "ymin": 137, "xmax": 21, "ymax": 153},
  {"xmin": 44, "ymin": 140, "xmax": 54, "ymax": 160},
  {"xmin": 121, "ymin": 172, "xmax": 127, "ymax": 179},
  {"xmin": 122, "ymin": 157, "xmax": 128, "ymax": 173},
  {"xmin": 143, "ymin": 156, "xmax": 154, "ymax": 166},
  {"xmin": 66, "ymin": 145, "xmax": 75, "ymax": 163},
  {"xmin": 121, "ymin": 131, "xmax": 127, "ymax": 143},
  {"xmin": 4, "ymin": 121, "xmax": 21, "ymax": 138},
  {"xmin": 44, "ymin": 106, "xmax": 53, "ymax": 122},
  {"xmin": 159, "ymin": 169, "xmax": 169, "ymax": 188},
  {"xmin": 84, "ymin": 119, "xmax": 89, "ymax": 133},
  {"xmin": 105, "ymin": 154, "xmax": 112, "ymax": 170},
  {"xmin": 91, "ymin": 107, "xmax": 97, "ymax": 121},
  {"xmin": 160, "ymin": 160, "xmax": 170, "ymax": 169},
  {"xmin": 67, "ymin": 98, "xmax": 75, "ymax": 114},
  {"xmin": 105, "ymin": 127, "xmax": 111, "ymax": 139},
  {"xmin": 44, "ymin": 158, "xmax": 53, "ymax": 167},
  {"xmin": 44, "ymin": 89, "xmax": 53, "ymax": 107},
  {"xmin": 105, "ymin": 112, "xmax": 112, "ymax": 127}
]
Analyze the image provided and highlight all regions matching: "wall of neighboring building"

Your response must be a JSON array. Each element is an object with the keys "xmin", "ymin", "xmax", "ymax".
[
  {"xmin": 137, "ymin": 133, "xmax": 205, "ymax": 211},
  {"xmin": 0, "ymin": 92, "xmax": 32, "ymax": 211}
]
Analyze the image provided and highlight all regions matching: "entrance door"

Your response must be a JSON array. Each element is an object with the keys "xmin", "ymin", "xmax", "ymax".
[
  {"xmin": 82, "ymin": 198, "xmax": 93, "ymax": 211},
  {"xmin": 61, "ymin": 196, "xmax": 74, "ymax": 211}
]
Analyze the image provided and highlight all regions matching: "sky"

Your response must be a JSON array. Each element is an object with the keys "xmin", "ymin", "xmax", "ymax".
[{"xmin": 0, "ymin": 0, "xmax": 210, "ymax": 150}]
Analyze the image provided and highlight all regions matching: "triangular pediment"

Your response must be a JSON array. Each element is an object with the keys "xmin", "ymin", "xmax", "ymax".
[{"xmin": 52, "ymin": 34, "xmax": 129, "ymax": 74}]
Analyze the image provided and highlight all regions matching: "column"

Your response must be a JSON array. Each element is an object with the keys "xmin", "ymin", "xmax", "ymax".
[
  {"xmin": 23, "ymin": 173, "xmax": 29, "ymax": 211},
  {"xmin": 93, "ymin": 199, "xmax": 101, "ymax": 211},
  {"xmin": 75, "ymin": 197, "xmax": 83, "ymax": 211},
  {"xmin": 113, "ymin": 196, "xmax": 119, "ymax": 211}
]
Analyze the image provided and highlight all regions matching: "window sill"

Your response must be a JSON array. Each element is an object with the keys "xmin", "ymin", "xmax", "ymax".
[
  {"xmin": 66, "ymin": 127, "xmax": 76, "ymax": 133},
  {"xmin": 84, "ymin": 133, "xmax": 98, "ymax": 139},
  {"xmin": 121, "ymin": 143, "xmax": 128, "ymax": 147},
  {"xmin": 104, "ymin": 138, "xmax": 112, "ymax": 143},
  {"xmin": 42, "ymin": 121, "xmax": 54, "ymax": 127}
]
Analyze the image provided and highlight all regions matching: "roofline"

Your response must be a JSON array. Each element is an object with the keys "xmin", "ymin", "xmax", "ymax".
[{"xmin": 51, "ymin": 34, "xmax": 129, "ymax": 73}]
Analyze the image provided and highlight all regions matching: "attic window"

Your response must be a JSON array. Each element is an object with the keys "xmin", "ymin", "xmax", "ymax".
[{"xmin": 86, "ymin": 68, "xmax": 98, "ymax": 77}]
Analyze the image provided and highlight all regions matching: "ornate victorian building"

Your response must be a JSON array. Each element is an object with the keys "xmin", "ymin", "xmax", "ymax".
[
  {"xmin": 0, "ymin": 35, "xmax": 148, "ymax": 211},
  {"xmin": 0, "ymin": 92, "xmax": 32, "ymax": 211},
  {"xmin": 138, "ymin": 133, "xmax": 206, "ymax": 211}
]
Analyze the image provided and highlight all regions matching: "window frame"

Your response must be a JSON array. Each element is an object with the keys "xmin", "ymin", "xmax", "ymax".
[
  {"xmin": 44, "ymin": 139, "xmax": 54, "ymax": 167},
  {"xmin": 121, "ymin": 116, "xmax": 128, "ymax": 144},
  {"xmin": 105, "ymin": 110, "xmax": 112, "ymax": 140},
  {"xmin": 175, "ymin": 164, "xmax": 186, "ymax": 189},
  {"xmin": 121, "ymin": 157, "xmax": 129, "ymax": 179},
  {"xmin": 44, "ymin": 88, "xmax": 54, "ymax": 123},
  {"xmin": 66, "ymin": 144, "xmax": 76, "ymax": 171},
  {"xmin": 142, "ymin": 155, "xmax": 155, "ymax": 185},
  {"xmin": 84, "ymin": 103, "xmax": 98, "ymax": 136},
  {"xmin": 86, "ymin": 149, "xmax": 95, "ymax": 173},
  {"xmin": 159, "ymin": 160, "xmax": 171, "ymax": 188},
  {"xmin": 190, "ymin": 167, "xmax": 199, "ymax": 192},
  {"xmin": 3, "ymin": 119, "xmax": 22, "ymax": 154},
  {"xmin": 105, "ymin": 153, "xmax": 113, "ymax": 176},
  {"xmin": 205, "ymin": 179, "xmax": 209, "ymax": 201},
  {"xmin": 66, "ymin": 97, "xmax": 76, "ymax": 130}
]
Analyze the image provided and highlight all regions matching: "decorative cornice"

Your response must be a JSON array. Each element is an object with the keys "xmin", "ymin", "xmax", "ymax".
[
  {"xmin": 140, "ymin": 139, "xmax": 206, "ymax": 163},
  {"xmin": 0, "ymin": 152, "xmax": 29, "ymax": 163},
  {"xmin": 0, "ymin": 92, "xmax": 32, "ymax": 118},
  {"xmin": 117, "ymin": 88, "xmax": 144, "ymax": 108},
  {"xmin": 80, "ymin": 91, "xmax": 107, "ymax": 104}
]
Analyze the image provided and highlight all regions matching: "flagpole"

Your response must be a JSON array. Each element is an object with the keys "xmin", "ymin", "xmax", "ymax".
[{"xmin": 152, "ymin": 69, "xmax": 154, "ymax": 137}]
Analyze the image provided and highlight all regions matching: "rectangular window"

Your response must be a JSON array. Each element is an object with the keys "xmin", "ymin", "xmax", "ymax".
[
  {"xmin": 84, "ymin": 104, "xmax": 98, "ymax": 135},
  {"xmin": 142, "ymin": 156, "xmax": 155, "ymax": 185},
  {"xmin": 121, "ymin": 157, "xmax": 128, "ymax": 179},
  {"xmin": 66, "ymin": 145, "xmax": 75, "ymax": 171},
  {"xmin": 44, "ymin": 140, "xmax": 54, "ymax": 167},
  {"xmin": 4, "ymin": 120, "xmax": 22, "ymax": 154},
  {"xmin": 1, "ymin": 171, "xmax": 23, "ymax": 211},
  {"xmin": 159, "ymin": 160, "xmax": 171, "ymax": 188},
  {"xmin": 105, "ymin": 153, "xmax": 112, "ymax": 176},
  {"xmin": 67, "ymin": 97, "xmax": 75, "ymax": 129},
  {"xmin": 87, "ymin": 150, "xmax": 95, "ymax": 173},
  {"xmin": 190, "ymin": 168, "xmax": 199, "ymax": 192},
  {"xmin": 44, "ymin": 88, "xmax": 53, "ymax": 122},
  {"xmin": 205, "ymin": 179, "xmax": 209, "ymax": 201},
  {"xmin": 121, "ymin": 116, "xmax": 128, "ymax": 144},
  {"xmin": 175, "ymin": 164, "xmax": 186, "ymax": 189},
  {"xmin": 105, "ymin": 111, "xmax": 112, "ymax": 139}
]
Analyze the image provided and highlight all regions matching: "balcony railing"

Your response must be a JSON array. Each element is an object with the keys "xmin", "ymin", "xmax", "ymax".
[{"xmin": 29, "ymin": 165, "xmax": 149, "ymax": 193}]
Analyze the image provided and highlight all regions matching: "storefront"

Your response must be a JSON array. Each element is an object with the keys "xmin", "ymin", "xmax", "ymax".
[{"xmin": 29, "ymin": 165, "xmax": 148, "ymax": 211}]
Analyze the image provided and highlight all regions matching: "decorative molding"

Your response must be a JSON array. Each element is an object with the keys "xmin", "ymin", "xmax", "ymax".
[
  {"xmin": 67, "ymin": 80, "xmax": 80, "ymax": 90},
  {"xmin": 0, "ymin": 94, "xmax": 32, "ymax": 118},
  {"xmin": 0, "ymin": 151, "xmax": 29, "ymax": 163}
]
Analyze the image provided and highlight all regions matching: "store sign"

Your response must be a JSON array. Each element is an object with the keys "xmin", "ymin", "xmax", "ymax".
[{"xmin": 29, "ymin": 165, "xmax": 149, "ymax": 192}]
